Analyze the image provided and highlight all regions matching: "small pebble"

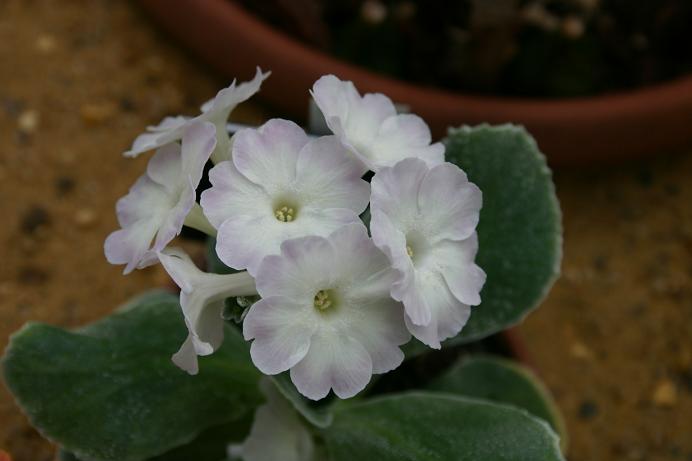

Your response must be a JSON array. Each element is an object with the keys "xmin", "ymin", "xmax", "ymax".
[
  {"xmin": 652, "ymin": 379, "xmax": 677, "ymax": 407},
  {"xmin": 562, "ymin": 16, "xmax": 585, "ymax": 39},
  {"xmin": 74, "ymin": 208, "xmax": 97, "ymax": 228},
  {"xmin": 35, "ymin": 34, "xmax": 57, "ymax": 53},
  {"xmin": 17, "ymin": 110, "xmax": 39, "ymax": 133},
  {"xmin": 570, "ymin": 341, "xmax": 594, "ymax": 360},
  {"xmin": 361, "ymin": 0, "xmax": 387, "ymax": 24},
  {"xmin": 80, "ymin": 102, "xmax": 117, "ymax": 126}
]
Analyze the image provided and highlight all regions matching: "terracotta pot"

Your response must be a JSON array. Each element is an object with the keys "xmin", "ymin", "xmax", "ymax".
[{"xmin": 139, "ymin": 0, "xmax": 692, "ymax": 166}]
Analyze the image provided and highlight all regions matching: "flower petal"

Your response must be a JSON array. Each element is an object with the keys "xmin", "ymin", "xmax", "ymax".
[
  {"xmin": 124, "ymin": 68, "xmax": 267, "ymax": 158},
  {"xmin": 215, "ymin": 214, "xmax": 284, "ymax": 275},
  {"xmin": 238, "ymin": 378, "xmax": 315, "ymax": 461},
  {"xmin": 418, "ymin": 162, "xmax": 482, "ymax": 242},
  {"xmin": 311, "ymin": 75, "xmax": 395, "ymax": 152},
  {"xmin": 370, "ymin": 210, "xmax": 414, "ymax": 300},
  {"xmin": 290, "ymin": 333, "xmax": 373, "ymax": 400},
  {"xmin": 403, "ymin": 270, "xmax": 472, "ymax": 348},
  {"xmin": 296, "ymin": 207, "xmax": 363, "ymax": 241},
  {"xmin": 244, "ymin": 297, "xmax": 316, "ymax": 375},
  {"xmin": 370, "ymin": 157, "xmax": 428, "ymax": 229},
  {"xmin": 159, "ymin": 249, "xmax": 228, "ymax": 370},
  {"xmin": 311, "ymin": 75, "xmax": 443, "ymax": 171},
  {"xmin": 369, "ymin": 114, "xmax": 444, "ymax": 169},
  {"xmin": 104, "ymin": 219, "xmax": 160, "ymax": 274},
  {"xmin": 171, "ymin": 335, "xmax": 199, "ymax": 375},
  {"xmin": 256, "ymin": 235, "xmax": 337, "ymax": 301},
  {"xmin": 123, "ymin": 126, "xmax": 183, "ymax": 158},
  {"xmin": 347, "ymin": 298, "xmax": 409, "ymax": 374},
  {"xmin": 146, "ymin": 143, "xmax": 182, "ymax": 191},
  {"xmin": 428, "ymin": 235, "xmax": 486, "ymax": 306},
  {"xmin": 399, "ymin": 271, "xmax": 433, "ymax": 326},
  {"xmin": 311, "ymin": 75, "xmax": 362, "ymax": 125},
  {"xmin": 201, "ymin": 160, "xmax": 271, "ymax": 228},
  {"xmin": 152, "ymin": 181, "xmax": 195, "ymax": 253},
  {"xmin": 200, "ymin": 67, "xmax": 270, "ymax": 116},
  {"xmin": 114, "ymin": 175, "xmax": 169, "ymax": 228},
  {"xmin": 232, "ymin": 119, "xmax": 309, "ymax": 188},
  {"xmin": 180, "ymin": 120, "xmax": 217, "ymax": 185},
  {"xmin": 295, "ymin": 135, "xmax": 370, "ymax": 211},
  {"xmin": 328, "ymin": 222, "xmax": 397, "ymax": 298}
]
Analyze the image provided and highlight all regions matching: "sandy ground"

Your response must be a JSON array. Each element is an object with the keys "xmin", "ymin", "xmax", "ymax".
[{"xmin": 0, "ymin": 1, "xmax": 690, "ymax": 460}]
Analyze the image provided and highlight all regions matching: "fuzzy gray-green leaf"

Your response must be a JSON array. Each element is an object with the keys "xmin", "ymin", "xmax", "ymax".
[
  {"xmin": 428, "ymin": 355, "xmax": 567, "ymax": 451},
  {"xmin": 2, "ymin": 291, "xmax": 262, "ymax": 461},
  {"xmin": 324, "ymin": 392, "xmax": 565, "ymax": 461},
  {"xmin": 444, "ymin": 124, "xmax": 562, "ymax": 343}
]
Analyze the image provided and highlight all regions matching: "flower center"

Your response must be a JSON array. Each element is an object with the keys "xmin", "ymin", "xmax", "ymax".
[
  {"xmin": 274, "ymin": 205, "xmax": 296, "ymax": 222},
  {"xmin": 405, "ymin": 230, "xmax": 431, "ymax": 267},
  {"xmin": 406, "ymin": 245, "xmax": 414, "ymax": 258},
  {"xmin": 313, "ymin": 290, "xmax": 333, "ymax": 311}
]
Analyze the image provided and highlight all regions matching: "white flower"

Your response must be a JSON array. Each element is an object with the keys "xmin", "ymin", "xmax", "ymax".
[
  {"xmin": 243, "ymin": 223, "xmax": 410, "ymax": 400},
  {"xmin": 370, "ymin": 158, "xmax": 486, "ymax": 348},
  {"xmin": 158, "ymin": 248, "xmax": 257, "ymax": 375},
  {"xmin": 229, "ymin": 378, "xmax": 317, "ymax": 461},
  {"xmin": 124, "ymin": 67, "xmax": 269, "ymax": 162},
  {"xmin": 201, "ymin": 118, "xmax": 370, "ymax": 276},
  {"xmin": 105, "ymin": 121, "xmax": 216, "ymax": 274},
  {"xmin": 311, "ymin": 74, "xmax": 444, "ymax": 172}
]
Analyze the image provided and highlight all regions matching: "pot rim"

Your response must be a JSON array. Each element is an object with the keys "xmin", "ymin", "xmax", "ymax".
[
  {"xmin": 210, "ymin": 0, "xmax": 692, "ymax": 121},
  {"xmin": 139, "ymin": 0, "xmax": 692, "ymax": 164}
]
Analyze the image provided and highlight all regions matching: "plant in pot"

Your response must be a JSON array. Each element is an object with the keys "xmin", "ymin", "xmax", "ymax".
[
  {"xmin": 139, "ymin": 0, "xmax": 692, "ymax": 165},
  {"xmin": 1, "ymin": 69, "xmax": 563, "ymax": 461}
]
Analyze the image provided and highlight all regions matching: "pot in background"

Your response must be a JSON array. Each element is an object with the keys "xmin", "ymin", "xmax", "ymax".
[{"xmin": 140, "ymin": 0, "xmax": 692, "ymax": 166}]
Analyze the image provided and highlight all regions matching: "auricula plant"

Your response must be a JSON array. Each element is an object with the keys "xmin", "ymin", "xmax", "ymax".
[{"xmin": 2, "ymin": 71, "xmax": 565, "ymax": 461}]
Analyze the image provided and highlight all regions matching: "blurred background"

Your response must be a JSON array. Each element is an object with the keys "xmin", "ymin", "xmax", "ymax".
[{"xmin": 0, "ymin": 1, "xmax": 690, "ymax": 460}]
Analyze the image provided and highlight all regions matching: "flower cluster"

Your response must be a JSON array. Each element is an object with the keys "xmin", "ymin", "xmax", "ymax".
[{"xmin": 107, "ymin": 70, "xmax": 485, "ymax": 401}]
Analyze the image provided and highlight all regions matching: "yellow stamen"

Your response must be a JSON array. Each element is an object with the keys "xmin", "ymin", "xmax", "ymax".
[
  {"xmin": 274, "ymin": 206, "xmax": 295, "ymax": 222},
  {"xmin": 406, "ymin": 245, "xmax": 414, "ymax": 258},
  {"xmin": 313, "ymin": 290, "xmax": 332, "ymax": 311}
]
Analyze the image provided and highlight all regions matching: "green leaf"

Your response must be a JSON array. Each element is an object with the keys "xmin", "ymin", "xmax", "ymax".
[
  {"xmin": 2, "ymin": 291, "xmax": 262, "ymax": 461},
  {"xmin": 149, "ymin": 418, "xmax": 251, "ymax": 461},
  {"xmin": 324, "ymin": 392, "xmax": 564, "ymax": 461},
  {"xmin": 271, "ymin": 372, "xmax": 333, "ymax": 428},
  {"xmin": 59, "ymin": 417, "xmax": 251, "ymax": 461},
  {"xmin": 444, "ymin": 124, "xmax": 562, "ymax": 343},
  {"xmin": 428, "ymin": 355, "xmax": 567, "ymax": 452}
]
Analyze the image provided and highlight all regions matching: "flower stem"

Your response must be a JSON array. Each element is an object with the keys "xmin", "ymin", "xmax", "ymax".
[
  {"xmin": 184, "ymin": 203, "xmax": 217, "ymax": 237},
  {"xmin": 211, "ymin": 121, "xmax": 232, "ymax": 164},
  {"xmin": 207, "ymin": 270, "xmax": 257, "ymax": 298}
]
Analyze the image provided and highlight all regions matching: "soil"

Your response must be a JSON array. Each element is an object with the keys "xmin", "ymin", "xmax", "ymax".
[
  {"xmin": 235, "ymin": 0, "xmax": 692, "ymax": 97},
  {"xmin": 0, "ymin": 1, "xmax": 690, "ymax": 461}
]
